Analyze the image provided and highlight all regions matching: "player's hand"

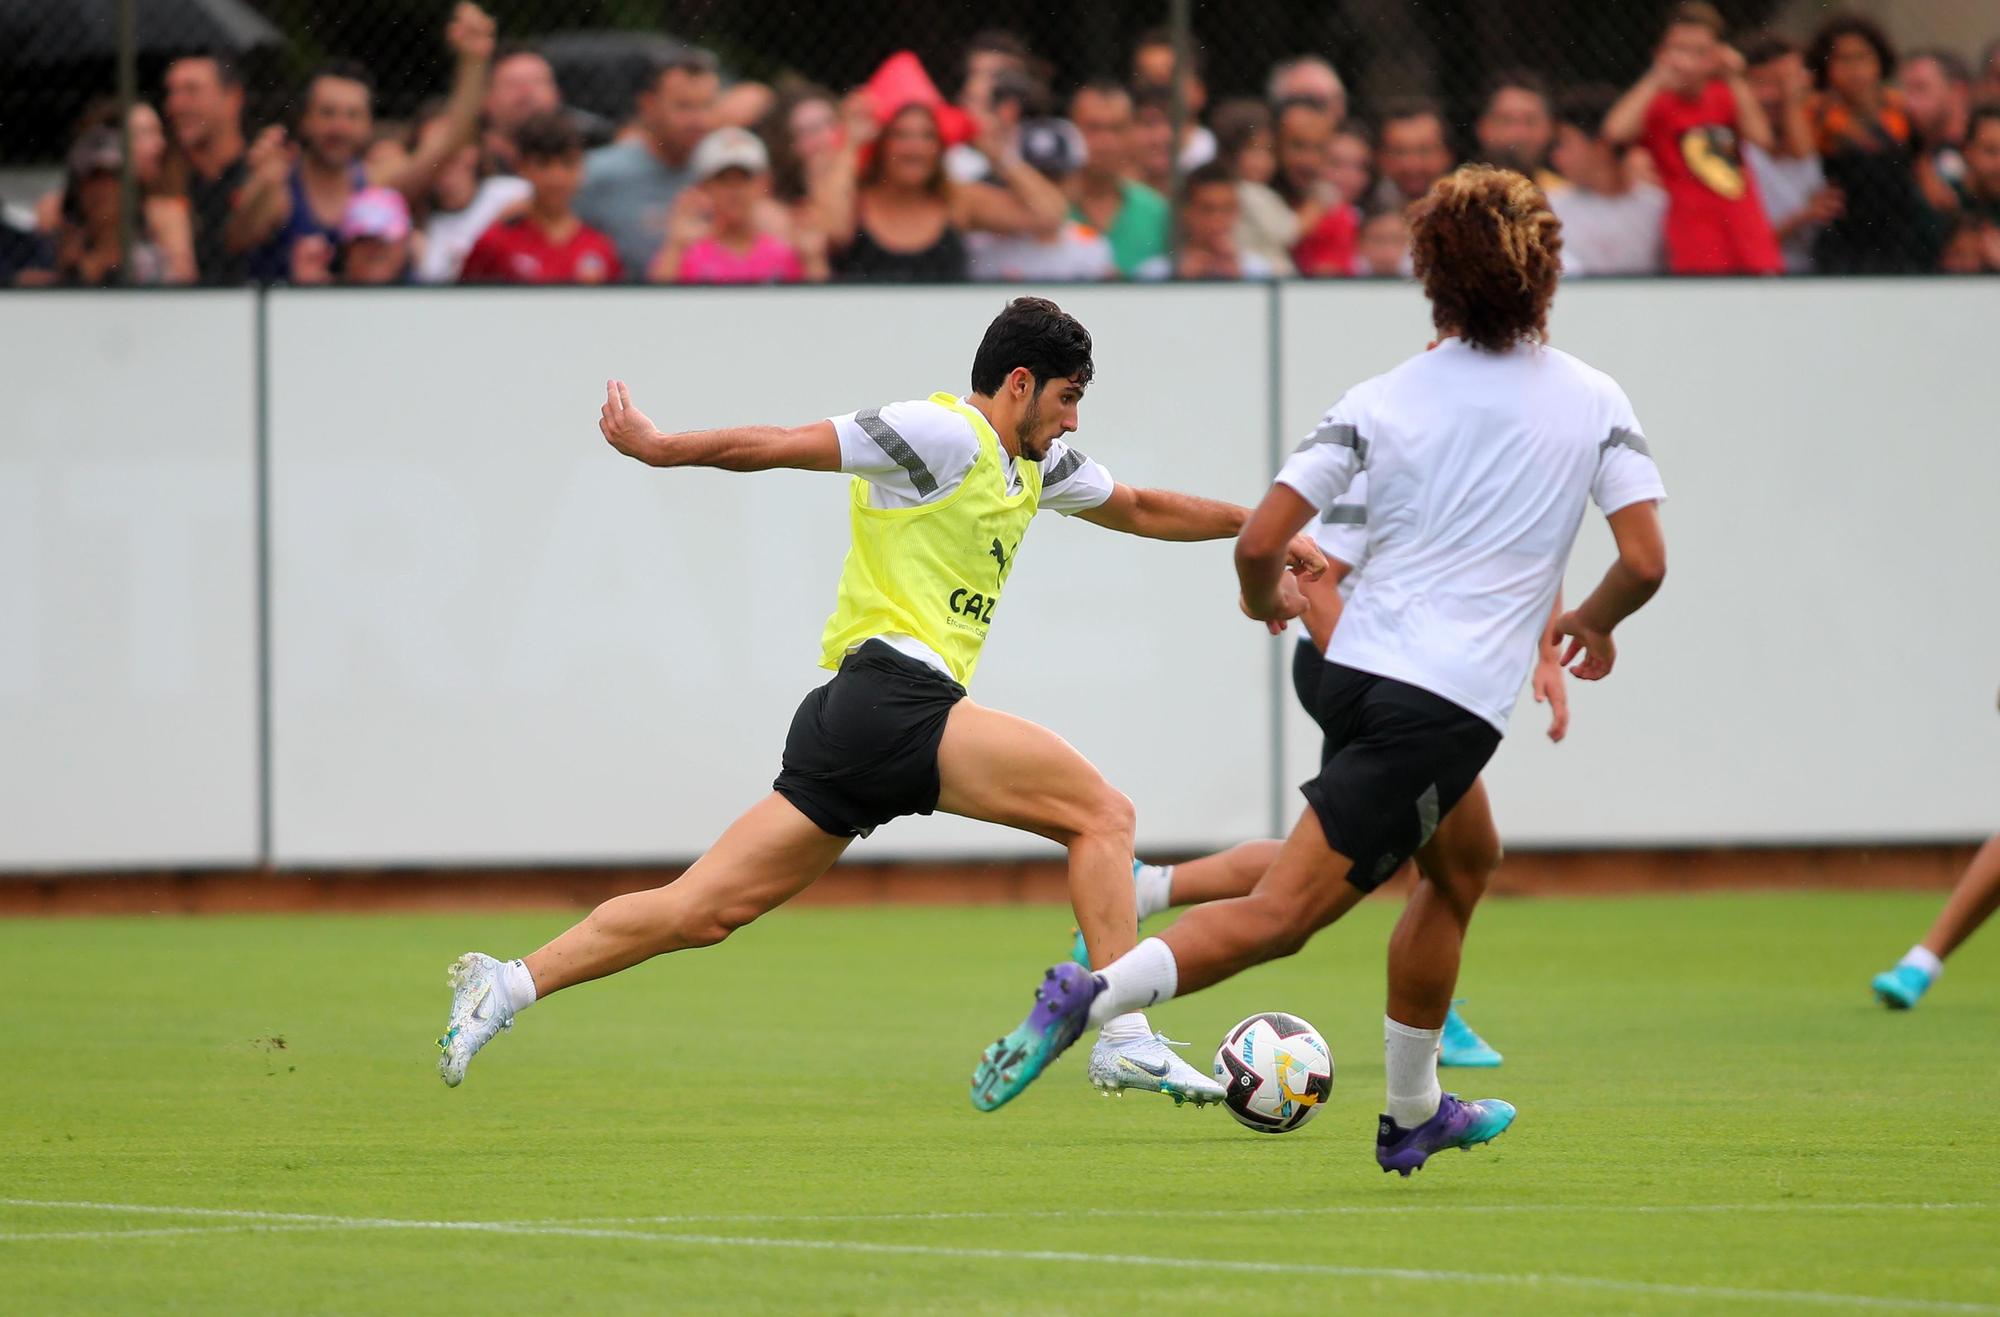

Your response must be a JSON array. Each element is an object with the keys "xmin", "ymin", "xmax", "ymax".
[
  {"xmin": 1532, "ymin": 659, "xmax": 1570, "ymax": 742},
  {"xmin": 1284, "ymin": 534, "xmax": 1328, "ymax": 581},
  {"xmin": 599, "ymin": 379, "xmax": 664, "ymax": 464},
  {"xmin": 1240, "ymin": 571, "xmax": 1306, "ymax": 633},
  {"xmin": 1553, "ymin": 609, "xmax": 1616, "ymax": 681},
  {"xmin": 447, "ymin": 2, "xmax": 497, "ymax": 64}
]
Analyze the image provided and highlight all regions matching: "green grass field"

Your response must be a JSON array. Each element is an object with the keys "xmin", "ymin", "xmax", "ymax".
[{"xmin": 3, "ymin": 891, "xmax": 1996, "ymax": 1314}]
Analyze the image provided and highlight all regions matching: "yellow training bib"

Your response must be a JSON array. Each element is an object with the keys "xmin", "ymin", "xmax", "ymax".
[{"xmin": 817, "ymin": 393, "xmax": 1042, "ymax": 688}]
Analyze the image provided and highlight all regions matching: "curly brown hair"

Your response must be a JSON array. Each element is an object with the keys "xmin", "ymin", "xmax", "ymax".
[{"xmin": 1408, "ymin": 165, "xmax": 1562, "ymax": 353}]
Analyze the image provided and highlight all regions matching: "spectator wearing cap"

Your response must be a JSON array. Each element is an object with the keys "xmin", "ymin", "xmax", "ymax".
[
  {"xmin": 1900, "ymin": 50, "xmax": 1974, "ymax": 190},
  {"xmin": 1369, "ymin": 98, "xmax": 1456, "ymax": 212},
  {"xmin": 1267, "ymin": 55, "xmax": 1347, "ymax": 127},
  {"xmin": 816, "ymin": 95, "xmax": 1066, "ymax": 283},
  {"xmin": 1131, "ymin": 27, "xmax": 1217, "ymax": 170},
  {"xmin": 1065, "ymin": 81, "xmax": 1170, "ymax": 277},
  {"xmin": 1272, "ymin": 96, "xmax": 1358, "ymax": 276},
  {"xmin": 1806, "ymin": 13, "xmax": 1945, "ymax": 273},
  {"xmin": 233, "ymin": 3, "xmax": 496, "ymax": 281},
  {"xmin": 1604, "ymin": 2, "xmax": 1782, "ymax": 275},
  {"xmin": 17, "ymin": 128, "xmax": 166, "ymax": 286},
  {"xmin": 1211, "ymin": 98, "xmax": 1297, "ymax": 274},
  {"xmin": 1941, "ymin": 104, "xmax": 2000, "ymax": 271},
  {"xmin": 461, "ymin": 111, "xmax": 622, "ymax": 284},
  {"xmin": 1475, "ymin": 70, "xmax": 1566, "ymax": 192},
  {"xmin": 574, "ymin": 49, "xmax": 718, "ymax": 279},
  {"xmin": 1548, "ymin": 88, "xmax": 1668, "ymax": 275},
  {"xmin": 1136, "ymin": 160, "xmax": 1274, "ymax": 280},
  {"xmin": 162, "ymin": 52, "xmax": 249, "ymax": 283},
  {"xmin": 287, "ymin": 186, "xmax": 413, "ymax": 285},
  {"xmin": 653, "ymin": 126, "xmax": 817, "ymax": 284},
  {"xmin": 34, "ymin": 98, "xmax": 194, "ymax": 283},
  {"xmin": 1741, "ymin": 34, "xmax": 1837, "ymax": 274},
  {"xmin": 966, "ymin": 117, "xmax": 1114, "ymax": 281}
]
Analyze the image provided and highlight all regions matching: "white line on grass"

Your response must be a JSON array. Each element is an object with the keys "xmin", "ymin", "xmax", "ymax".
[
  {"xmin": 0, "ymin": 1225, "xmax": 338, "ymax": 1243},
  {"xmin": 1, "ymin": 1199, "xmax": 1993, "ymax": 1313}
]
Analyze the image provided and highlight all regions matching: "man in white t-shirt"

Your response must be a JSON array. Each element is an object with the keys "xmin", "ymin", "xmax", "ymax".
[
  {"xmin": 436, "ymin": 297, "xmax": 1328, "ymax": 1109},
  {"xmin": 1548, "ymin": 89, "xmax": 1667, "ymax": 275},
  {"xmin": 979, "ymin": 168, "xmax": 1667, "ymax": 1179}
]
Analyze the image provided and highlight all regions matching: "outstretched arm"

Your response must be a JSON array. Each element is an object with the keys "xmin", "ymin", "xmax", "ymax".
[
  {"xmin": 598, "ymin": 380, "xmax": 840, "ymax": 472},
  {"xmin": 1079, "ymin": 483, "xmax": 1327, "ymax": 575},
  {"xmin": 1554, "ymin": 501, "xmax": 1666, "ymax": 680}
]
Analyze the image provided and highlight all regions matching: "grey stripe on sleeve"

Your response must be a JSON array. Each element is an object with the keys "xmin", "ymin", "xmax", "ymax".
[
  {"xmin": 1600, "ymin": 426, "xmax": 1652, "ymax": 460},
  {"xmin": 1320, "ymin": 504, "xmax": 1367, "ymax": 525},
  {"xmin": 1296, "ymin": 420, "xmax": 1370, "ymax": 463},
  {"xmin": 854, "ymin": 407, "xmax": 938, "ymax": 497},
  {"xmin": 1044, "ymin": 447, "xmax": 1087, "ymax": 487}
]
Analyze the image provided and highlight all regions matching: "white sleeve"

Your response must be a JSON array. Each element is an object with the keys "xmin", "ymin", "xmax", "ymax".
[
  {"xmin": 1591, "ymin": 383, "xmax": 1667, "ymax": 517},
  {"xmin": 1038, "ymin": 439, "xmax": 1115, "ymax": 515},
  {"xmin": 1312, "ymin": 470, "xmax": 1368, "ymax": 569},
  {"xmin": 830, "ymin": 399, "xmax": 979, "ymax": 504},
  {"xmin": 1275, "ymin": 392, "xmax": 1368, "ymax": 512}
]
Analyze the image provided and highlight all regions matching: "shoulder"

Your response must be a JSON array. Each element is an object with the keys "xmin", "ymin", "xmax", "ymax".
[
  {"xmin": 1119, "ymin": 180, "xmax": 1169, "ymax": 218},
  {"xmin": 582, "ymin": 142, "xmax": 640, "ymax": 179},
  {"xmin": 857, "ymin": 398, "xmax": 980, "ymax": 455},
  {"xmin": 1542, "ymin": 347, "xmax": 1637, "ymax": 414}
]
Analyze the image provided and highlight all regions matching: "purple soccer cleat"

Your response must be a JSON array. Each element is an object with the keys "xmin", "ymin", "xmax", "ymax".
[
  {"xmin": 970, "ymin": 961, "xmax": 1100, "ymax": 1111},
  {"xmin": 1376, "ymin": 1092, "xmax": 1518, "ymax": 1176}
]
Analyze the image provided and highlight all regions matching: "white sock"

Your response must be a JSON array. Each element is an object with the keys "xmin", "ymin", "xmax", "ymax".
[
  {"xmin": 501, "ymin": 959, "xmax": 539, "ymax": 1014},
  {"xmin": 1096, "ymin": 1011, "xmax": 1154, "ymax": 1045},
  {"xmin": 1899, "ymin": 946, "xmax": 1944, "ymax": 980},
  {"xmin": 1085, "ymin": 937, "xmax": 1178, "ymax": 1026},
  {"xmin": 1133, "ymin": 863, "xmax": 1175, "ymax": 921},
  {"xmin": 1384, "ymin": 1016, "xmax": 1443, "ymax": 1128}
]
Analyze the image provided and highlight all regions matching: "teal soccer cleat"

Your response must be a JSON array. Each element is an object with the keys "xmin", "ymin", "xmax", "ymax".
[
  {"xmin": 1068, "ymin": 858, "xmax": 1149, "ymax": 969},
  {"xmin": 971, "ymin": 962, "xmax": 1100, "ymax": 1112},
  {"xmin": 1439, "ymin": 1003, "xmax": 1503, "ymax": 1068},
  {"xmin": 1872, "ymin": 964, "xmax": 1935, "ymax": 1010}
]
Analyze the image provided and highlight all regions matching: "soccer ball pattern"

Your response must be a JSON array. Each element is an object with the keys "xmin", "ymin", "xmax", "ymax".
[{"xmin": 1213, "ymin": 1011, "xmax": 1334, "ymax": 1134}]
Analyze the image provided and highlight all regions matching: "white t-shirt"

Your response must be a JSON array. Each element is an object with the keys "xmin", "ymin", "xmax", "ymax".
[
  {"xmin": 417, "ymin": 175, "xmax": 532, "ymax": 284},
  {"xmin": 1276, "ymin": 339, "xmax": 1666, "ymax": 733},
  {"xmin": 827, "ymin": 397, "xmax": 1116, "ymax": 674},
  {"xmin": 966, "ymin": 223, "xmax": 1116, "ymax": 282},
  {"xmin": 1745, "ymin": 143, "xmax": 1825, "ymax": 275},
  {"xmin": 1309, "ymin": 470, "xmax": 1369, "ymax": 602},
  {"xmin": 1550, "ymin": 183, "xmax": 1667, "ymax": 276}
]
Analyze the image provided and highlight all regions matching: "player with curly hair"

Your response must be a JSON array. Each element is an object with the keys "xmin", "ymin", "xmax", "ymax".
[{"xmin": 975, "ymin": 166, "xmax": 1670, "ymax": 1176}]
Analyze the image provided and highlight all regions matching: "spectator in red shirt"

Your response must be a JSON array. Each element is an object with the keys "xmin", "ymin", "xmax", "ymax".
[
  {"xmin": 1604, "ymin": 1, "xmax": 1782, "ymax": 274},
  {"xmin": 1271, "ymin": 96, "xmax": 1358, "ymax": 276},
  {"xmin": 460, "ymin": 111, "xmax": 622, "ymax": 284}
]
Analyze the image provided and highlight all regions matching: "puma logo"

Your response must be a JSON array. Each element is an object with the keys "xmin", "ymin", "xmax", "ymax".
[{"xmin": 989, "ymin": 538, "xmax": 1012, "ymax": 575}]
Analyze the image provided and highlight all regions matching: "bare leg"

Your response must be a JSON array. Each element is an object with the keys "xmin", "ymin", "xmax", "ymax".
[
  {"xmin": 934, "ymin": 701, "xmax": 1137, "ymax": 970},
  {"xmin": 524, "ymin": 794, "xmax": 851, "ymax": 996},
  {"xmin": 1157, "ymin": 809, "xmax": 1367, "ymax": 993},
  {"xmin": 1159, "ymin": 839, "xmax": 1285, "ymax": 906},
  {"xmin": 1385, "ymin": 780, "xmax": 1501, "ymax": 1029},
  {"xmin": 1919, "ymin": 833, "xmax": 2000, "ymax": 961}
]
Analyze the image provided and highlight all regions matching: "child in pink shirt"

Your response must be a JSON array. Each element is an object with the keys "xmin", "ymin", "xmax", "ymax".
[{"xmin": 651, "ymin": 127, "xmax": 826, "ymax": 284}]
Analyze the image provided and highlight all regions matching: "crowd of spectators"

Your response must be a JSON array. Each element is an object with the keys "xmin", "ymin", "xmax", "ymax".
[{"xmin": 6, "ymin": 2, "xmax": 1999, "ymax": 287}]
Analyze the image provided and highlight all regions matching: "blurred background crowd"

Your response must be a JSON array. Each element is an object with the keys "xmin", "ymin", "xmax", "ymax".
[{"xmin": 2, "ymin": 0, "xmax": 1996, "ymax": 287}]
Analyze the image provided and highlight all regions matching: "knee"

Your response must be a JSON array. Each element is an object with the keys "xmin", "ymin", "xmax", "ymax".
[
  {"xmin": 1072, "ymin": 782, "xmax": 1136, "ymax": 848},
  {"xmin": 680, "ymin": 898, "xmax": 765, "ymax": 950},
  {"xmin": 1246, "ymin": 891, "xmax": 1316, "ymax": 959}
]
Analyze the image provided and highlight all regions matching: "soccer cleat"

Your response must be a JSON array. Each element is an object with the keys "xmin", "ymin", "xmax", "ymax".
[
  {"xmin": 1376, "ymin": 1093, "xmax": 1517, "ymax": 1177},
  {"xmin": 1439, "ymin": 1003, "xmax": 1503, "ymax": 1068},
  {"xmin": 971, "ymin": 962, "xmax": 1099, "ymax": 1112},
  {"xmin": 1068, "ymin": 858, "xmax": 1150, "ymax": 969},
  {"xmin": 437, "ymin": 952, "xmax": 514, "ymax": 1088},
  {"xmin": 1087, "ymin": 1032, "xmax": 1228, "ymax": 1106},
  {"xmin": 1872, "ymin": 964, "xmax": 1935, "ymax": 1011}
]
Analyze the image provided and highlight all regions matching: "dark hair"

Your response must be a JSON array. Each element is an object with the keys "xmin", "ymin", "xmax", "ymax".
[
  {"xmin": 1133, "ymin": 25, "xmax": 1207, "ymax": 77},
  {"xmin": 513, "ymin": 109, "xmax": 580, "ymax": 161},
  {"xmin": 1665, "ymin": 2, "xmax": 1726, "ymax": 39},
  {"xmin": 1969, "ymin": 102, "xmax": 2000, "ymax": 140},
  {"xmin": 305, "ymin": 59, "xmax": 376, "ymax": 104},
  {"xmin": 641, "ymin": 48, "xmax": 718, "ymax": 106},
  {"xmin": 970, "ymin": 297, "xmax": 1094, "ymax": 396},
  {"xmin": 1179, "ymin": 159, "xmax": 1236, "ymax": 205},
  {"xmin": 1130, "ymin": 83, "xmax": 1175, "ymax": 118},
  {"xmin": 1212, "ymin": 98, "xmax": 1272, "ymax": 163},
  {"xmin": 1338, "ymin": 118, "xmax": 1376, "ymax": 148},
  {"xmin": 859, "ymin": 102, "xmax": 948, "ymax": 197},
  {"xmin": 1409, "ymin": 165, "xmax": 1562, "ymax": 353},
  {"xmin": 1905, "ymin": 48, "xmax": 1972, "ymax": 87},
  {"xmin": 1380, "ymin": 96, "xmax": 1447, "ymax": 134},
  {"xmin": 1071, "ymin": 79, "xmax": 1132, "ymax": 112},
  {"xmin": 167, "ymin": 50, "xmax": 241, "ymax": 89},
  {"xmin": 1807, "ymin": 14, "xmax": 1898, "ymax": 88},
  {"xmin": 493, "ymin": 43, "xmax": 551, "ymax": 73},
  {"xmin": 1555, "ymin": 85, "xmax": 1622, "ymax": 137},
  {"xmin": 1738, "ymin": 30, "xmax": 1800, "ymax": 70},
  {"xmin": 1272, "ymin": 94, "xmax": 1332, "ymax": 130},
  {"xmin": 759, "ymin": 77, "xmax": 836, "ymax": 204},
  {"xmin": 1482, "ymin": 68, "xmax": 1552, "ymax": 116},
  {"xmin": 964, "ymin": 29, "xmax": 1031, "ymax": 69}
]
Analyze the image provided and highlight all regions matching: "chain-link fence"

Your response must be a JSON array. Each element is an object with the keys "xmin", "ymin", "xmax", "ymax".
[{"xmin": 3, "ymin": 0, "xmax": 1997, "ymax": 285}]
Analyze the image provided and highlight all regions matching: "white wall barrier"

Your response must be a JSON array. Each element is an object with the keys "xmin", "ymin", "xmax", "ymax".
[
  {"xmin": 0, "ymin": 293, "xmax": 261, "ymax": 868},
  {"xmin": 1, "ymin": 281, "xmax": 1992, "ymax": 869}
]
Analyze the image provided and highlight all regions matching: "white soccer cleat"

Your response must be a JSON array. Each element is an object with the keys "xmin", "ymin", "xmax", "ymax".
[
  {"xmin": 1087, "ymin": 1032, "xmax": 1227, "ymax": 1106},
  {"xmin": 438, "ymin": 952, "xmax": 513, "ymax": 1088}
]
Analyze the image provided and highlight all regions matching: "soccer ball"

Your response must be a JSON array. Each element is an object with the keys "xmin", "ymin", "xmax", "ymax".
[{"xmin": 1213, "ymin": 1012, "xmax": 1334, "ymax": 1134}]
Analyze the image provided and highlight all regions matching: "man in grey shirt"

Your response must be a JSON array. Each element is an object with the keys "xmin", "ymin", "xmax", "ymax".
[{"xmin": 575, "ymin": 50, "xmax": 719, "ymax": 279}]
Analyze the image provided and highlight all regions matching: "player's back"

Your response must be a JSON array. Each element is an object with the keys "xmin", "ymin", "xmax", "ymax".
[{"xmin": 1281, "ymin": 337, "xmax": 1662, "ymax": 732}]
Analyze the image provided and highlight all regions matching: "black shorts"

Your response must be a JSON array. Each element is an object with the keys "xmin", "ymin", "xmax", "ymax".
[
  {"xmin": 774, "ymin": 640, "xmax": 967, "ymax": 838},
  {"xmin": 1292, "ymin": 636, "xmax": 1335, "ymax": 768},
  {"xmin": 1300, "ymin": 663, "xmax": 1501, "ymax": 894}
]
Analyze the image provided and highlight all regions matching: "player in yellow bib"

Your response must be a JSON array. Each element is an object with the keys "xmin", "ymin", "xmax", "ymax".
[{"xmin": 438, "ymin": 297, "xmax": 1326, "ymax": 1105}]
